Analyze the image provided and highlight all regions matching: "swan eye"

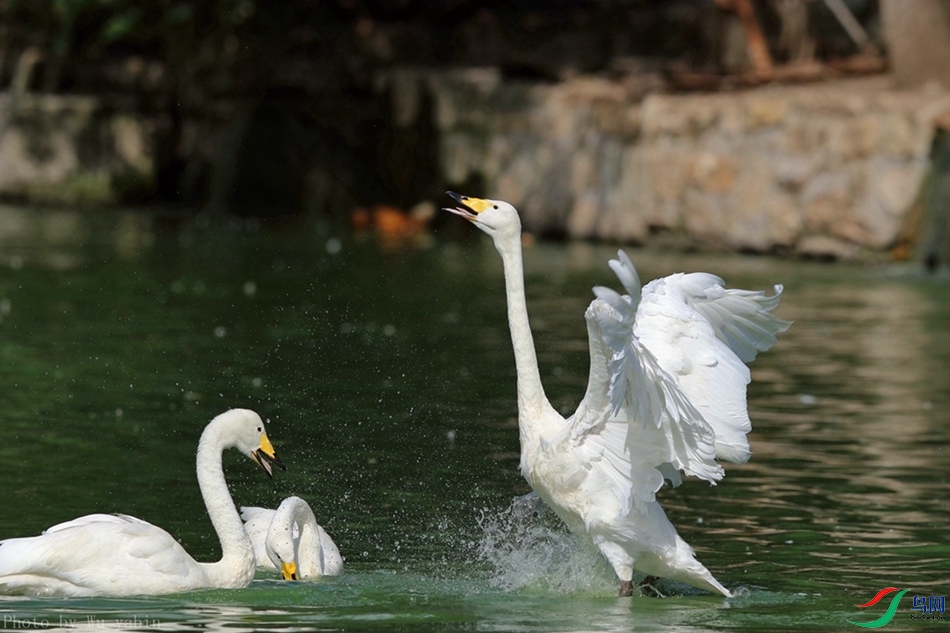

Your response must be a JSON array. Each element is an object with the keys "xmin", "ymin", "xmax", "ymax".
[
  {"xmin": 493, "ymin": 205, "xmax": 498, "ymax": 209},
  {"xmin": 257, "ymin": 426, "xmax": 262, "ymax": 432}
]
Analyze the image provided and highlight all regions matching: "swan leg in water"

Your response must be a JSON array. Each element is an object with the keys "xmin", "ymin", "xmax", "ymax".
[
  {"xmin": 638, "ymin": 576, "xmax": 666, "ymax": 598},
  {"xmin": 444, "ymin": 192, "xmax": 790, "ymax": 597},
  {"xmin": 618, "ymin": 575, "xmax": 666, "ymax": 598},
  {"xmin": 241, "ymin": 496, "xmax": 343, "ymax": 580},
  {"xmin": 0, "ymin": 409, "xmax": 285, "ymax": 597}
]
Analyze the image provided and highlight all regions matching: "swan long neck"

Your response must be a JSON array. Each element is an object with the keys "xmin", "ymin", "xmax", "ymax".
[
  {"xmin": 195, "ymin": 424, "xmax": 255, "ymax": 587},
  {"xmin": 495, "ymin": 234, "xmax": 555, "ymax": 437},
  {"xmin": 290, "ymin": 500, "xmax": 320, "ymax": 574}
]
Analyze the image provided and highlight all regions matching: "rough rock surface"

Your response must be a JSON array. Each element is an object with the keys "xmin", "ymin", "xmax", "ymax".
[
  {"xmin": 0, "ymin": 94, "xmax": 153, "ymax": 205},
  {"xmin": 428, "ymin": 72, "xmax": 950, "ymax": 259}
]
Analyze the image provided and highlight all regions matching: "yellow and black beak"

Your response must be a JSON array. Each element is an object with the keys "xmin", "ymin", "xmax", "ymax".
[
  {"xmin": 444, "ymin": 191, "xmax": 492, "ymax": 221},
  {"xmin": 251, "ymin": 432, "xmax": 285, "ymax": 478},
  {"xmin": 280, "ymin": 560, "xmax": 299, "ymax": 581}
]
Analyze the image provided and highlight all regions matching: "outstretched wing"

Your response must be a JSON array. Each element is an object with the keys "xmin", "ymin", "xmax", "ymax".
[
  {"xmin": 635, "ymin": 270, "xmax": 790, "ymax": 463},
  {"xmin": 568, "ymin": 250, "xmax": 788, "ymax": 513}
]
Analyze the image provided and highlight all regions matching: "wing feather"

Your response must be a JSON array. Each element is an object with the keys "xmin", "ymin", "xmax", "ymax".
[
  {"xmin": 637, "ymin": 272, "xmax": 790, "ymax": 462},
  {"xmin": 240, "ymin": 506, "xmax": 276, "ymax": 569},
  {"xmin": 41, "ymin": 514, "xmax": 146, "ymax": 535},
  {"xmin": 568, "ymin": 250, "xmax": 788, "ymax": 514}
]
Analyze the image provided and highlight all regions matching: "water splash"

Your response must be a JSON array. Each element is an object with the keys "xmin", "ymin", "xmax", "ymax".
[{"xmin": 471, "ymin": 493, "xmax": 615, "ymax": 595}]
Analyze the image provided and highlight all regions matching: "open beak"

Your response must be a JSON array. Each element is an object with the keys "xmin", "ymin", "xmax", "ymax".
[
  {"xmin": 251, "ymin": 432, "xmax": 286, "ymax": 478},
  {"xmin": 444, "ymin": 191, "xmax": 491, "ymax": 221},
  {"xmin": 280, "ymin": 560, "xmax": 299, "ymax": 581}
]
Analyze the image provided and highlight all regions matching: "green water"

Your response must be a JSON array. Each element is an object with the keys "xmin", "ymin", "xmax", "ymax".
[{"xmin": 0, "ymin": 207, "xmax": 947, "ymax": 632}]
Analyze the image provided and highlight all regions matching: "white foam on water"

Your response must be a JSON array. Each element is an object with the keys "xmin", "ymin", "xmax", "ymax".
[{"xmin": 471, "ymin": 493, "xmax": 616, "ymax": 595}]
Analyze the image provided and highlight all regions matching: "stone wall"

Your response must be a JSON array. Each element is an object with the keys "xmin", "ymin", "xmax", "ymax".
[
  {"xmin": 427, "ymin": 71, "xmax": 950, "ymax": 259},
  {"xmin": 3, "ymin": 71, "xmax": 949, "ymax": 261},
  {"xmin": 0, "ymin": 94, "xmax": 153, "ymax": 206}
]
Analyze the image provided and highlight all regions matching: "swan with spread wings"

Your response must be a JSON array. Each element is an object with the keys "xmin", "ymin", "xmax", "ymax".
[{"xmin": 444, "ymin": 192, "xmax": 790, "ymax": 597}]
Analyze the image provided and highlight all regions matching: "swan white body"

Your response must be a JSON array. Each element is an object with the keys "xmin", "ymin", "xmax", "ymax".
[
  {"xmin": 0, "ymin": 409, "xmax": 284, "ymax": 597},
  {"xmin": 445, "ymin": 193, "xmax": 790, "ymax": 597},
  {"xmin": 241, "ymin": 496, "xmax": 343, "ymax": 580}
]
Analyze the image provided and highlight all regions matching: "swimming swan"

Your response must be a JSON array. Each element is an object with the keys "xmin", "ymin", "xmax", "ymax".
[
  {"xmin": 0, "ymin": 408, "xmax": 285, "ymax": 597},
  {"xmin": 241, "ymin": 496, "xmax": 343, "ymax": 580},
  {"xmin": 445, "ymin": 192, "xmax": 790, "ymax": 596}
]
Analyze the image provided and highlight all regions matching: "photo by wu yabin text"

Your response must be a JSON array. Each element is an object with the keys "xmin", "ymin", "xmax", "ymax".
[{"xmin": 2, "ymin": 615, "xmax": 163, "ymax": 629}]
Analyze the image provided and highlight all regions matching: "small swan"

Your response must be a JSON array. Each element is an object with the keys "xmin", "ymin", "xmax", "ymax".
[
  {"xmin": 0, "ymin": 409, "xmax": 285, "ymax": 597},
  {"xmin": 241, "ymin": 496, "xmax": 342, "ymax": 580}
]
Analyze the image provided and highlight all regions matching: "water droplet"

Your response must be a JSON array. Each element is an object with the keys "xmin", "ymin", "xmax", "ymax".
[{"xmin": 797, "ymin": 393, "xmax": 817, "ymax": 405}]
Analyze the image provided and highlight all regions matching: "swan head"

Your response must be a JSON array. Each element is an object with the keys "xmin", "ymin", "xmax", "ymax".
[
  {"xmin": 444, "ymin": 191, "xmax": 521, "ymax": 241},
  {"xmin": 266, "ymin": 529, "xmax": 298, "ymax": 580},
  {"xmin": 215, "ymin": 408, "xmax": 286, "ymax": 478},
  {"xmin": 264, "ymin": 507, "xmax": 300, "ymax": 580}
]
